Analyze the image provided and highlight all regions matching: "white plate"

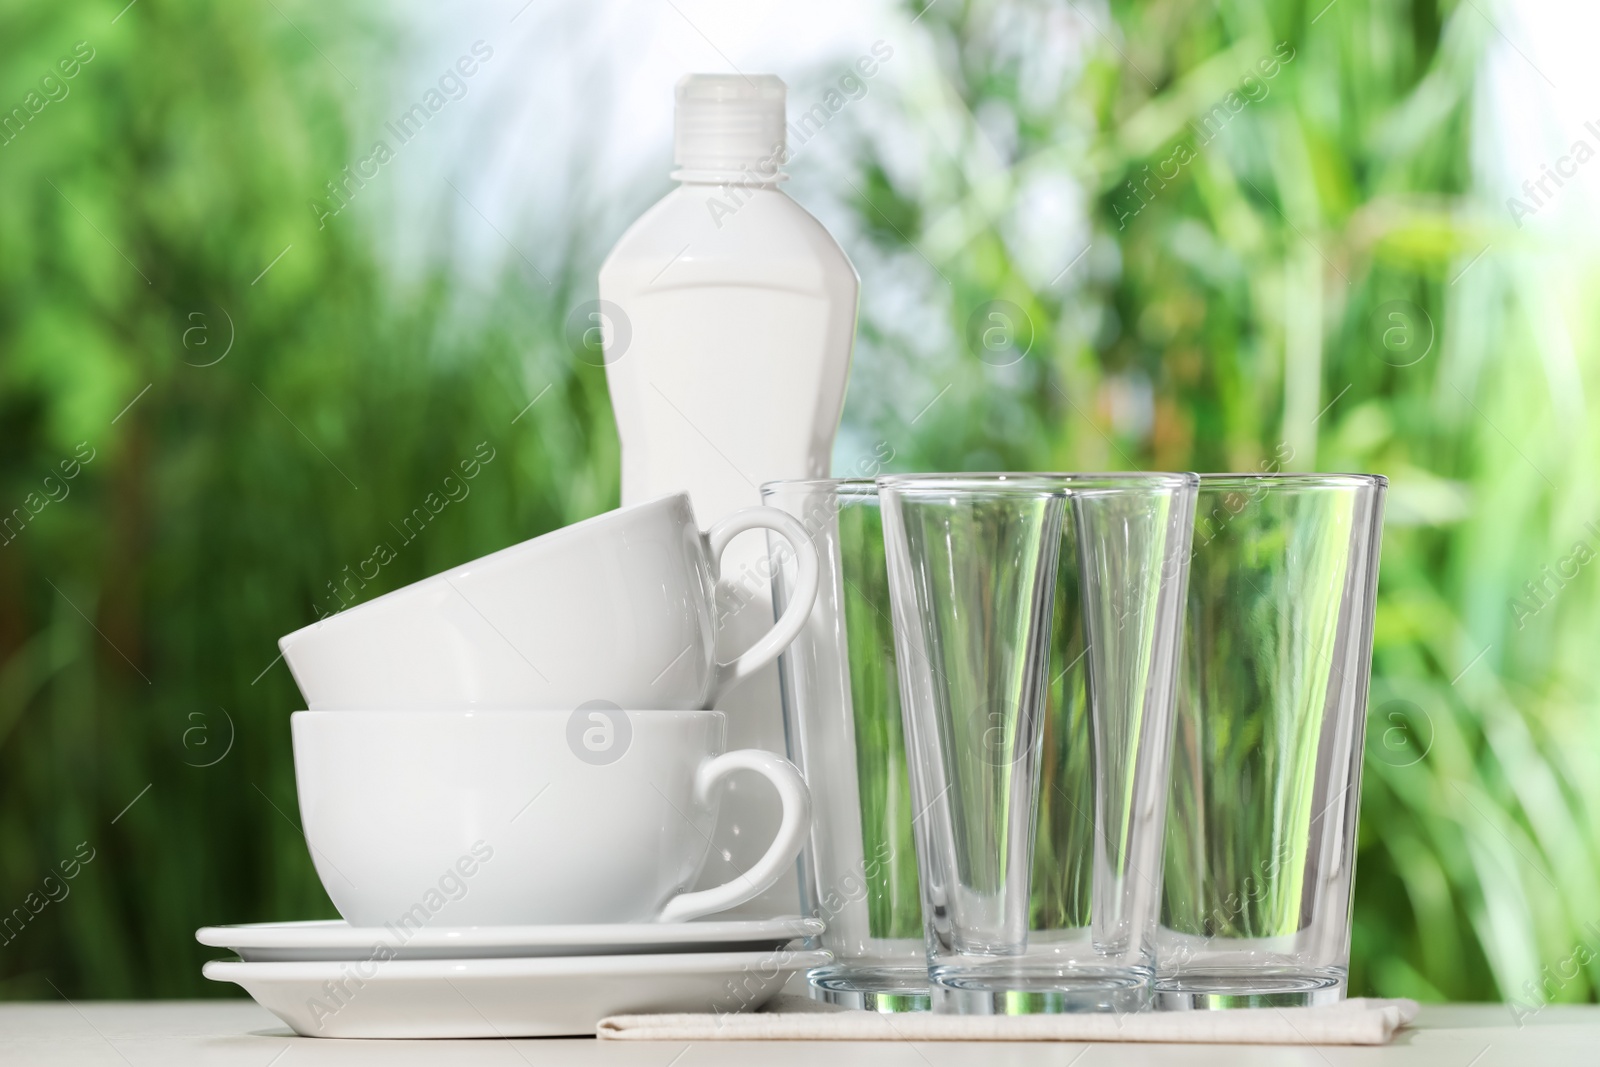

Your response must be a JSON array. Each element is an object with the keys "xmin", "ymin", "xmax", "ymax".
[
  {"xmin": 202, "ymin": 949, "xmax": 831, "ymax": 1038},
  {"xmin": 195, "ymin": 917, "xmax": 823, "ymax": 962}
]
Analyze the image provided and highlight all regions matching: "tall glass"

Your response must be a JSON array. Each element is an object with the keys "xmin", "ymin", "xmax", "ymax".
[
  {"xmin": 880, "ymin": 473, "xmax": 1196, "ymax": 1014},
  {"xmin": 1158, "ymin": 474, "xmax": 1386, "ymax": 1008},
  {"xmin": 763, "ymin": 479, "xmax": 928, "ymax": 1011}
]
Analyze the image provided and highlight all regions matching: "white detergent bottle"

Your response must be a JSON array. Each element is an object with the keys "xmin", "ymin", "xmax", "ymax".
[{"xmin": 599, "ymin": 73, "xmax": 858, "ymax": 917}]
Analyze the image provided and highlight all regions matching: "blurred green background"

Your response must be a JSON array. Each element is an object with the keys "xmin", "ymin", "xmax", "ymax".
[{"xmin": 3, "ymin": 0, "xmax": 1596, "ymax": 1010}]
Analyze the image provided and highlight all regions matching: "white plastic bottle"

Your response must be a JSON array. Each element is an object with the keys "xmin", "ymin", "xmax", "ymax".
[{"xmin": 599, "ymin": 74, "xmax": 858, "ymax": 916}]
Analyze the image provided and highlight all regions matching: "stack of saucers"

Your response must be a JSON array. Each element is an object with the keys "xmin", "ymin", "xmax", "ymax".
[
  {"xmin": 196, "ymin": 917, "xmax": 825, "ymax": 1039},
  {"xmin": 198, "ymin": 493, "xmax": 827, "ymax": 1039}
]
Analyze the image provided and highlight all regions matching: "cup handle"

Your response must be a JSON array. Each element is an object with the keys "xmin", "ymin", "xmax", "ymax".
[
  {"xmin": 703, "ymin": 506, "xmax": 819, "ymax": 705},
  {"xmin": 655, "ymin": 748, "xmax": 813, "ymax": 923}
]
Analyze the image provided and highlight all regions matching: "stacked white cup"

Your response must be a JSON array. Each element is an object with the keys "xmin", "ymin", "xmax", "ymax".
[{"xmin": 277, "ymin": 491, "xmax": 820, "ymax": 929}]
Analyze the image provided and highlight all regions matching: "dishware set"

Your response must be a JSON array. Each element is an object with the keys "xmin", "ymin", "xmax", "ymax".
[
  {"xmin": 200, "ymin": 492, "xmax": 828, "ymax": 1037},
  {"xmin": 191, "ymin": 65, "xmax": 1388, "ymax": 1038},
  {"xmin": 199, "ymin": 473, "xmax": 1385, "ymax": 1034}
]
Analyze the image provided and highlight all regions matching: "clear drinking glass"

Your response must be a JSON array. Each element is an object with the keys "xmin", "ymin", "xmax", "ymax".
[
  {"xmin": 1157, "ymin": 474, "xmax": 1386, "ymax": 1008},
  {"xmin": 880, "ymin": 473, "xmax": 1197, "ymax": 1014},
  {"xmin": 763, "ymin": 479, "xmax": 929, "ymax": 1011}
]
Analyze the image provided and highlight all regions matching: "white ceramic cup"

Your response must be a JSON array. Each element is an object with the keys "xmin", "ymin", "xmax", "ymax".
[
  {"xmin": 291, "ymin": 710, "xmax": 812, "ymax": 926},
  {"xmin": 278, "ymin": 493, "xmax": 819, "ymax": 711}
]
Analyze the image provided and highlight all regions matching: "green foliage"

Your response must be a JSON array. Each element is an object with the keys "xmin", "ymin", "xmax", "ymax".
[
  {"xmin": 0, "ymin": 1, "xmax": 615, "ymax": 997},
  {"xmin": 834, "ymin": 0, "xmax": 1598, "ymax": 1005}
]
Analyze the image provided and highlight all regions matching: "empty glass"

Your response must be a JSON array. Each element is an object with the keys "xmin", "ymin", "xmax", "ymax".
[
  {"xmin": 880, "ymin": 473, "xmax": 1196, "ymax": 1014},
  {"xmin": 1158, "ymin": 474, "xmax": 1386, "ymax": 1008},
  {"xmin": 764, "ymin": 479, "xmax": 928, "ymax": 1011}
]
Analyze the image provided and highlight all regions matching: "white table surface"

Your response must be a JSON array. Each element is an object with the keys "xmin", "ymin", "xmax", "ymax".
[{"xmin": 2, "ymin": 1000, "xmax": 1597, "ymax": 1066}]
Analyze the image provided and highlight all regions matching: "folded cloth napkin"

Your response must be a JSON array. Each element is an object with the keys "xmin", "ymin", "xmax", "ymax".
[{"xmin": 597, "ymin": 995, "xmax": 1420, "ymax": 1045}]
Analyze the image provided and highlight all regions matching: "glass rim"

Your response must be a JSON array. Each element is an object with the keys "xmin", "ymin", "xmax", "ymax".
[
  {"xmin": 1198, "ymin": 472, "xmax": 1387, "ymax": 490},
  {"xmin": 874, "ymin": 474, "xmax": 1066, "ymax": 496},
  {"xmin": 876, "ymin": 471, "xmax": 1196, "ymax": 493},
  {"xmin": 765, "ymin": 471, "xmax": 1383, "ymax": 494},
  {"xmin": 761, "ymin": 477, "xmax": 878, "ymax": 494}
]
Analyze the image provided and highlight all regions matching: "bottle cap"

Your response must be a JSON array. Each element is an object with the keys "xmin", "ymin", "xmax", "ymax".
[{"xmin": 674, "ymin": 74, "xmax": 787, "ymax": 179}]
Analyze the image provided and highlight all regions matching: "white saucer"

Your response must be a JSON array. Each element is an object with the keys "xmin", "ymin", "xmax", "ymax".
[
  {"xmin": 195, "ymin": 916, "xmax": 823, "ymax": 962},
  {"xmin": 202, "ymin": 949, "xmax": 831, "ymax": 1038}
]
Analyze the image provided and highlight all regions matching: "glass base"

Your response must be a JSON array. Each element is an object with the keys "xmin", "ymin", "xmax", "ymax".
[
  {"xmin": 1155, "ymin": 970, "xmax": 1346, "ymax": 1009},
  {"xmin": 809, "ymin": 966, "xmax": 931, "ymax": 1013},
  {"xmin": 930, "ymin": 968, "xmax": 1152, "ymax": 1014}
]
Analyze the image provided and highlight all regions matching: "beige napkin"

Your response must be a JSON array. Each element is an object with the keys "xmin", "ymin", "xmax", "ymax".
[{"xmin": 597, "ymin": 995, "xmax": 1420, "ymax": 1045}]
